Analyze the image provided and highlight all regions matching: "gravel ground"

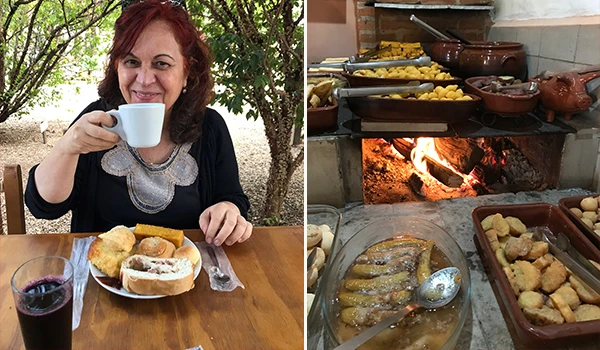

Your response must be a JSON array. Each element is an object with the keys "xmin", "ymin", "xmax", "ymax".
[{"xmin": 0, "ymin": 85, "xmax": 304, "ymax": 234}]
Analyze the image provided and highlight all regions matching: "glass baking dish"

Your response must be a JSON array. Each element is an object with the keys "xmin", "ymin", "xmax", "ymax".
[{"xmin": 307, "ymin": 204, "xmax": 342, "ymax": 350}]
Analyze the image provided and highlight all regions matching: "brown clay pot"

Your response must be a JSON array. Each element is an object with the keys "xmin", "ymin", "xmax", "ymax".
[
  {"xmin": 458, "ymin": 41, "xmax": 527, "ymax": 81},
  {"xmin": 307, "ymin": 99, "xmax": 339, "ymax": 134},
  {"xmin": 430, "ymin": 39, "xmax": 464, "ymax": 75},
  {"xmin": 530, "ymin": 70, "xmax": 600, "ymax": 122},
  {"xmin": 464, "ymin": 76, "xmax": 540, "ymax": 116}
]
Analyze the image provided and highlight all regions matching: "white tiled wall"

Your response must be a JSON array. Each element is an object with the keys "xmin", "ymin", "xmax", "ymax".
[
  {"xmin": 489, "ymin": 22, "xmax": 600, "ymax": 191},
  {"xmin": 488, "ymin": 24, "xmax": 600, "ymax": 76}
]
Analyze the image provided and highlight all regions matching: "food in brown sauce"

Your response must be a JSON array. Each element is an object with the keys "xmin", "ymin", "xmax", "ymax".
[
  {"xmin": 336, "ymin": 236, "xmax": 459, "ymax": 349},
  {"xmin": 481, "ymin": 213, "xmax": 600, "ymax": 325}
]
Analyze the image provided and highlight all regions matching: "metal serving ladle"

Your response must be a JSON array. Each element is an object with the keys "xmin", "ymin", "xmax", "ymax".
[{"xmin": 333, "ymin": 267, "xmax": 462, "ymax": 350}]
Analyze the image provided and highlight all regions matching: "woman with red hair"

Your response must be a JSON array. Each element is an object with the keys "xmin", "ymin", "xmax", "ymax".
[{"xmin": 25, "ymin": 0, "xmax": 252, "ymax": 246}]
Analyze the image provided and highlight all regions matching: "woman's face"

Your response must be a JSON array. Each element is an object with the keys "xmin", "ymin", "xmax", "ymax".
[{"xmin": 117, "ymin": 20, "xmax": 187, "ymax": 117}]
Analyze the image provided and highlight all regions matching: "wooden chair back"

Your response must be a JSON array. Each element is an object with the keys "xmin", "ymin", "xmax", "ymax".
[{"xmin": 1, "ymin": 164, "xmax": 26, "ymax": 234}]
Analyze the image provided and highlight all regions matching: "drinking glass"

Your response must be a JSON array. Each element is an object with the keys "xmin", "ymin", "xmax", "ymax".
[{"xmin": 11, "ymin": 256, "xmax": 74, "ymax": 350}]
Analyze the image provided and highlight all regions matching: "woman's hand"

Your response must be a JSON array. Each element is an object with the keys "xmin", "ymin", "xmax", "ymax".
[
  {"xmin": 59, "ymin": 111, "xmax": 120, "ymax": 155},
  {"xmin": 199, "ymin": 202, "xmax": 253, "ymax": 246}
]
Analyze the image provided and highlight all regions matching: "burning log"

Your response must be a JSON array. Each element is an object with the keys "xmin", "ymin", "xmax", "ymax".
[
  {"xmin": 392, "ymin": 139, "xmax": 463, "ymax": 188},
  {"xmin": 434, "ymin": 138, "xmax": 484, "ymax": 174}
]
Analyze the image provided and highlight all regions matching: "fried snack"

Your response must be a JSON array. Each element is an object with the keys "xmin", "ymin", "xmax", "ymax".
[
  {"xmin": 319, "ymin": 225, "xmax": 334, "ymax": 256},
  {"xmin": 505, "ymin": 216, "xmax": 527, "ymax": 236},
  {"xmin": 492, "ymin": 215, "xmax": 510, "ymax": 237},
  {"xmin": 340, "ymin": 307, "xmax": 398, "ymax": 327},
  {"xmin": 98, "ymin": 225, "xmax": 136, "ymax": 252},
  {"xmin": 523, "ymin": 241, "xmax": 549, "ymax": 261},
  {"xmin": 365, "ymin": 237, "xmax": 424, "ymax": 254},
  {"xmin": 133, "ymin": 224, "xmax": 184, "ymax": 248},
  {"xmin": 312, "ymin": 80, "xmax": 334, "ymax": 101},
  {"xmin": 512, "ymin": 260, "xmax": 541, "ymax": 292},
  {"xmin": 569, "ymin": 275, "xmax": 600, "ymax": 304},
  {"xmin": 570, "ymin": 207, "xmax": 583, "ymax": 218},
  {"xmin": 485, "ymin": 229, "xmax": 500, "ymax": 251},
  {"xmin": 338, "ymin": 290, "xmax": 411, "ymax": 307},
  {"xmin": 309, "ymin": 94, "xmax": 321, "ymax": 108},
  {"xmin": 521, "ymin": 231, "xmax": 534, "ymax": 239},
  {"xmin": 504, "ymin": 236, "xmax": 533, "ymax": 262},
  {"xmin": 549, "ymin": 293, "xmax": 576, "ymax": 323},
  {"xmin": 573, "ymin": 304, "xmax": 600, "ymax": 322},
  {"xmin": 581, "ymin": 197, "xmax": 599, "ymax": 211},
  {"xmin": 416, "ymin": 240, "xmax": 435, "ymax": 283},
  {"xmin": 503, "ymin": 266, "xmax": 520, "ymax": 296},
  {"xmin": 541, "ymin": 260, "xmax": 568, "ymax": 293},
  {"xmin": 138, "ymin": 237, "xmax": 176, "ymax": 258},
  {"xmin": 523, "ymin": 306, "xmax": 564, "ymax": 325},
  {"xmin": 496, "ymin": 248, "xmax": 510, "ymax": 268},
  {"xmin": 518, "ymin": 291, "xmax": 544, "ymax": 309},
  {"xmin": 498, "ymin": 235, "xmax": 511, "ymax": 250},
  {"xmin": 88, "ymin": 238, "xmax": 135, "ymax": 278},
  {"xmin": 307, "ymin": 224, "xmax": 323, "ymax": 249},
  {"xmin": 481, "ymin": 214, "xmax": 496, "ymax": 231},
  {"xmin": 308, "ymin": 247, "xmax": 326, "ymax": 271},
  {"xmin": 533, "ymin": 254, "xmax": 554, "ymax": 271},
  {"xmin": 307, "ymin": 265, "xmax": 318, "ymax": 288},
  {"xmin": 356, "ymin": 246, "xmax": 420, "ymax": 264},
  {"xmin": 344, "ymin": 272, "xmax": 410, "ymax": 293},
  {"xmin": 554, "ymin": 285, "xmax": 581, "ymax": 310}
]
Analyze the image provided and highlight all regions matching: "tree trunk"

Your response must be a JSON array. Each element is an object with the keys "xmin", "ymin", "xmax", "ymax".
[{"xmin": 262, "ymin": 121, "xmax": 294, "ymax": 221}]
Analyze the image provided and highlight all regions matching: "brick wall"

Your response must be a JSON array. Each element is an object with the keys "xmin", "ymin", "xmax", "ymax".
[{"xmin": 355, "ymin": 1, "xmax": 493, "ymax": 50}]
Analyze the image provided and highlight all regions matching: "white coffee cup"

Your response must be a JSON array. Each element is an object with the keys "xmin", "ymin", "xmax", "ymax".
[{"xmin": 103, "ymin": 103, "xmax": 165, "ymax": 148}]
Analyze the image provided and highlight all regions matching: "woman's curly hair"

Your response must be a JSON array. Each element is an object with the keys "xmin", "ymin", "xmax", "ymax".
[{"xmin": 98, "ymin": 0, "xmax": 213, "ymax": 144}]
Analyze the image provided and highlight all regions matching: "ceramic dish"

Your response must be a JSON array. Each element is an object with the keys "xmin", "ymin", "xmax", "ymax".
[
  {"xmin": 307, "ymin": 99, "xmax": 339, "ymax": 134},
  {"xmin": 472, "ymin": 203, "xmax": 600, "ymax": 349},
  {"xmin": 345, "ymin": 93, "xmax": 481, "ymax": 122},
  {"xmin": 464, "ymin": 76, "xmax": 540, "ymax": 116},
  {"xmin": 89, "ymin": 235, "xmax": 202, "ymax": 299},
  {"xmin": 558, "ymin": 194, "xmax": 600, "ymax": 249}
]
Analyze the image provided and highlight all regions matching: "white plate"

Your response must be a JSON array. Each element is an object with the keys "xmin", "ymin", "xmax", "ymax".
[{"xmin": 89, "ymin": 236, "xmax": 202, "ymax": 299}]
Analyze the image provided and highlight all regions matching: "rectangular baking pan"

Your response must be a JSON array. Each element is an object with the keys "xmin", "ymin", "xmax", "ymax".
[{"xmin": 472, "ymin": 203, "xmax": 600, "ymax": 349}]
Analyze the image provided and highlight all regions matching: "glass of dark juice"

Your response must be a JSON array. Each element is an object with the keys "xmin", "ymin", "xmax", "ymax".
[{"xmin": 11, "ymin": 256, "xmax": 74, "ymax": 350}]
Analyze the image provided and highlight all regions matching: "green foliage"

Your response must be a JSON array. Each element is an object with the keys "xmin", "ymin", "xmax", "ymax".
[
  {"xmin": 263, "ymin": 216, "xmax": 283, "ymax": 227},
  {"xmin": 188, "ymin": 1, "xmax": 304, "ymax": 124},
  {"xmin": 1, "ymin": 0, "xmax": 120, "ymax": 122}
]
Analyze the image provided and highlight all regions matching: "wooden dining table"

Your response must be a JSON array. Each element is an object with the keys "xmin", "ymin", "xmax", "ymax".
[{"xmin": 0, "ymin": 226, "xmax": 303, "ymax": 350}]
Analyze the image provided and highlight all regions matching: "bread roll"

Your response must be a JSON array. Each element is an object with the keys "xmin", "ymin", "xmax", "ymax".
[
  {"xmin": 134, "ymin": 224, "xmax": 184, "ymax": 248},
  {"xmin": 120, "ymin": 255, "xmax": 194, "ymax": 296},
  {"xmin": 138, "ymin": 237, "xmax": 176, "ymax": 258},
  {"xmin": 99, "ymin": 225, "xmax": 136, "ymax": 252},
  {"xmin": 307, "ymin": 224, "xmax": 322, "ymax": 249},
  {"xmin": 173, "ymin": 246, "xmax": 201, "ymax": 266}
]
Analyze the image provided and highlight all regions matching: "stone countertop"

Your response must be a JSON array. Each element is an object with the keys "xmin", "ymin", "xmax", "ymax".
[{"xmin": 311, "ymin": 188, "xmax": 599, "ymax": 350}]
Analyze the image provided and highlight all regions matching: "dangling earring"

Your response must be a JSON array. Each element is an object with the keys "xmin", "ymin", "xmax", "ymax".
[{"xmin": 182, "ymin": 88, "xmax": 187, "ymax": 94}]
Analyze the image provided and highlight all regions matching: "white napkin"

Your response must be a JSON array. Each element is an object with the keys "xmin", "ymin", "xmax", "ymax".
[{"xmin": 69, "ymin": 236, "xmax": 95, "ymax": 330}]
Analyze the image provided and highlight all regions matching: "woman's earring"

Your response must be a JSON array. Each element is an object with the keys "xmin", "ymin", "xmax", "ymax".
[{"xmin": 182, "ymin": 88, "xmax": 187, "ymax": 94}]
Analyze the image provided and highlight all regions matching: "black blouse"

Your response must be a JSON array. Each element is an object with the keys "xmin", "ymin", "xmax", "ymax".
[{"xmin": 25, "ymin": 100, "xmax": 250, "ymax": 232}]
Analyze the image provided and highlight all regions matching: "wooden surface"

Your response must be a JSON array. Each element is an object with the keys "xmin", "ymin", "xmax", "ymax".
[{"xmin": 0, "ymin": 227, "xmax": 304, "ymax": 349}]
